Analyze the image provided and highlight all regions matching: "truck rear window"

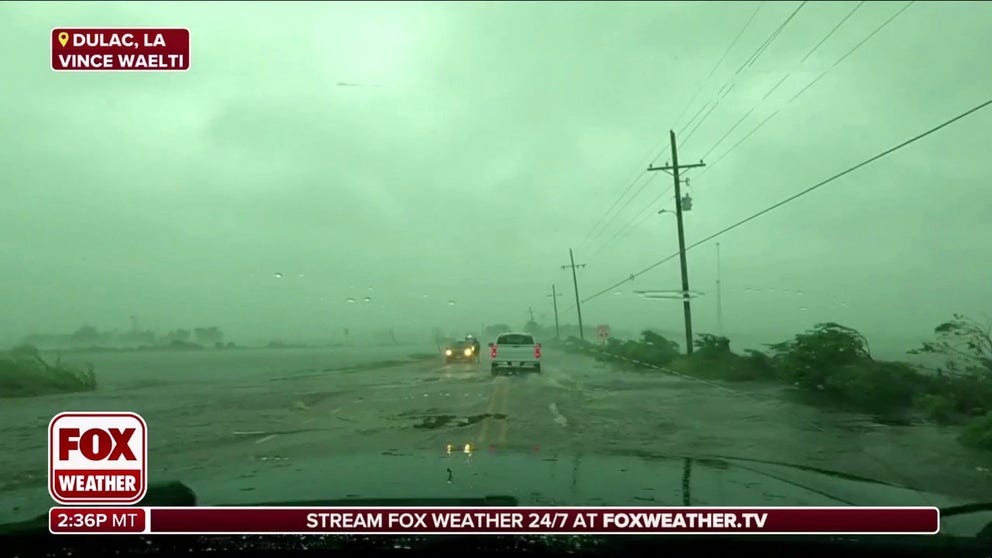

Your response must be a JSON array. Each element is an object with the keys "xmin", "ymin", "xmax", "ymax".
[{"xmin": 497, "ymin": 334, "xmax": 534, "ymax": 345}]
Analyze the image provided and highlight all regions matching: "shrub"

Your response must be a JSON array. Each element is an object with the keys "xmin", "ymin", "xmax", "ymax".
[
  {"xmin": 0, "ymin": 349, "xmax": 97, "ymax": 398},
  {"xmin": 769, "ymin": 322, "xmax": 873, "ymax": 389},
  {"xmin": 959, "ymin": 413, "xmax": 992, "ymax": 450},
  {"xmin": 820, "ymin": 361, "xmax": 923, "ymax": 415},
  {"xmin": 915, "ymin": 393, "xmax": 956, "ymax": 425}
]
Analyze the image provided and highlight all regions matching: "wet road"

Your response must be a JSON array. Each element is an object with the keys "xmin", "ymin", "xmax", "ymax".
[{"xmin": 1, "ymin": 345, "xmax": 990, "ymax": 522}]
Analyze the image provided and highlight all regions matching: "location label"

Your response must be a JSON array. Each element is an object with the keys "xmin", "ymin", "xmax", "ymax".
[{"xmin": 51, "ymin": 28, "xmax": 190, "ymax": 71}]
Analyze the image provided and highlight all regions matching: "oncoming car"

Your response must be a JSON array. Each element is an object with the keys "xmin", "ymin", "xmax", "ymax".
[{"xmin": 443, "ymin": 340, "xmax": 479, "ymax": 364}]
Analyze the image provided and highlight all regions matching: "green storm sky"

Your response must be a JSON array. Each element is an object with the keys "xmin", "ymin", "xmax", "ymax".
[{"xmin": 1, "ymin": 1, "xmax": 989, "ymax": 351}]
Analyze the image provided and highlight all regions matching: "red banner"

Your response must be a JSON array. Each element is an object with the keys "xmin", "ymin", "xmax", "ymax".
[
  {"xmin": 51, "ymin": 28, "xmax": 190, "ymax": 71},
  {"xmin": 49, "ymin": 506, "xmax": 940, "ymax": 535}
]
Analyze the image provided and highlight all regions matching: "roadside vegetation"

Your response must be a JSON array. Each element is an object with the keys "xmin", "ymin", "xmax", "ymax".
[
  {"xmin": 0, "ymin": 344, "xmax": 97, "ymax": 398},
  {"xmin": 562, "ymin": 314, "xmax": 992, "ymax": 451}
]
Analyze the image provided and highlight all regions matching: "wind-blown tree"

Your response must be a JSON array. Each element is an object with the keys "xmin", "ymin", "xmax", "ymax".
[
  {"xmin": 909, "ymin": 313, "xmax": 992, "ymax": 376},
  {"xmin": 768, "ymin": 322, "xmax": 873, "ymax": 389}
]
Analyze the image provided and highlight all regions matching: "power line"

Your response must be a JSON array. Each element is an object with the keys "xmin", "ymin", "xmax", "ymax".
[
  {"xmin": 587, "ymin": 185, "xmax": 674, "ymax": 261},
  {"xmin": 680, "ymin": 1, "xmax": 808, "ymax": 149},
  {"xmin": 679, "ymin": 99, "xmax": 722, "ymax": 147},
  {"xmin": 673, "ymin": 3, "xmax": 765, "ymax": 136},
  {"xmin": 710, "ymin": 2, "xmax": 765, "ymax": 81},
  {"xmin": 698, "ymin": 110, "xmax": 780, "ymax": 177},
  {"xmin": 700, "ymin": 107, "xmax": 755, "ymax": 161},
  {"xmin": 761, "ymin": 73, "xmax": 791, "ymax": 101},
  {"xmin": 790, "ymin": 1, "xmax": 914, "ymax": 104},
  {"xmin": 693, "ymin": 3, "xmax": 865, "ymax": 172},
  {"xmin": 581, "ymin": 96, "xmax": 992, "ymax": 303},
  {"xmin": 584, "ymin": 173, "xmax": 663, "ymax": 258},
  {"xmin": 737, "ymin": 1, "xmax": 807, "ymax": 74},
  {"xmin": 581, "ymin": 4, "xmax": 774, "ymax": 252},
  {"xmin": 581, "ymin": 135, "xmax": 676, "ymax": 256},
  {"xmin": 800, "ymin": 1, "xmax": 866, "ymax": 63},
  {"xmin": 677, "ymin": 100, "xmax": 713, "ymax": 138},
  {"xmin": 580, "ymin": 169, "xmax": 648, "ymax": 248},
  {"xmin": 697, "ymin": 1, "xmax": 913, "ymax": 180}
]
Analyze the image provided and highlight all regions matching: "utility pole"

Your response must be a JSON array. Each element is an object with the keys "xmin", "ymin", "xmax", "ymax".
[
  {"xmin": 561, "ymin": 249, "xmax": 586, "ymax": 340},
  {"xmin": 547, "ymin": 284, "xmax": 563, "ymax": 339},
  {"xmin": 648, "ymin": 130, "xmax": 705, "ymax": 355},
  {"xmin": 528, "ymin": 306, "xmax": 535, "ymax": 322},
  {"xmin": 716, "ymin": 242, "xmax": 723, "ymax": 336}
]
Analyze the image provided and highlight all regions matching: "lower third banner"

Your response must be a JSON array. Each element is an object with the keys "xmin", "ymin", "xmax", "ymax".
[{"xmin": 49, "ymin": 506, "xmax": 940, "ymax": 535}]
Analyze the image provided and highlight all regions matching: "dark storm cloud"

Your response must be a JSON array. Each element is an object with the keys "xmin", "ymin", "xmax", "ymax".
[{"xmin": 1, "ymin": 1, "xmax": 989, "ymax": 350}]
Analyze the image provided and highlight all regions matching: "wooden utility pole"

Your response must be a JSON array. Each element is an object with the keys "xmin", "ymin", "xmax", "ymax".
[
  {"xmin": 547, "ymin": 284, "xmax": 563, "ymax": 339},
  {"xmin": 716, "ymin": 242, "xmax": 723, "ymax": 336},
  {"xmin": 561, "ymin": 249, "xmax": 586, "ymax": 340},
  {"xmin": 648, "ymin": 130, "xmax": 705, "ymax": 355}
]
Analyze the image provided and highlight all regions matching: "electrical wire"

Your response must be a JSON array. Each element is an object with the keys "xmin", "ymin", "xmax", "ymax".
[
  {"xmin": 586, "ymin": 185, "xmax": 675, "ymax": 261},
  {"xmin": 581, "ymin": 97, "xmax": 992, "ymax": 303},
  {"xmin": 584, "ymin": 173, "xmax": 662, "ymax": 258},
  {"xmin": 800, "ymin": 1, "xmax": 865, "ymax": 63},
  {"xmin": 680, "ymin": 1, "xmax": 808, "ymax": 149},
  {"xmin": 737, "ymin": 1, "xmax": 807, "ymax": 74},
  {"xmin": 697, "ymin": 1, "xmax": 913, "ymax": 180},
  {"xmin": 580, "ymin": 1, "xmax": 765, "ymax": 255},
  {"xmin": 790, "ymin": 1, "xmax": 915, "ymax": 104}
]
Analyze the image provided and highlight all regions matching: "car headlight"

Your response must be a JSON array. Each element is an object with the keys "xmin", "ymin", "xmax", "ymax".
[
  {"xmin": 464, "ymin": 349, "xmax": 472, "ymax": 356},
  {"xmin": 445, "ymin": 349, "xmax": 452, "ymax": 356}
]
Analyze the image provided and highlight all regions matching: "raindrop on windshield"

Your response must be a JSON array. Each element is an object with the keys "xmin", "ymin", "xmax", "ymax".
[
  {"xmin": 299, "ymin": 274, "xmax": 305, "ymax": 278},
  {"xmin": 423, "ymin": 294, "xmax": 430, "ymax": 299},
  {"xmin": 448, "ymin": 300, "xmax": 456, "ymax": 306},
  {"xmin": 799, "ymin": 306, "xmax": 809, "ymax": 311},
  {"xmin": 363, "ymin": 296, "xmax": 372, "ymax": 303},
  {"xmin": 275, "ymin": 272, "xmax": 283, "ymax": 279},
  {"xmin": 613, "ymin": 291, "xmax": 622, "ymax": 296},
  {"xmin": 346, "ymin": 297, "xmax": 356, "ymax": 303}
]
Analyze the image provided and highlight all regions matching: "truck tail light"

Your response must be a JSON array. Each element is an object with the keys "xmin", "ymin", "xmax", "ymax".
[
  {"xmin": 491, "ymin": 345, "xmax": 498, "ymax": 359},
  {"xmin": 534, "ymin": 344, "xmax": 541, "ymax": 359}
]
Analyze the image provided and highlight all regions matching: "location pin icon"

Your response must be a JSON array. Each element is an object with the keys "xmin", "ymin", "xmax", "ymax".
[{"xmin": 58, "ymin": 32, "xmax": 69, "ymax": 47}]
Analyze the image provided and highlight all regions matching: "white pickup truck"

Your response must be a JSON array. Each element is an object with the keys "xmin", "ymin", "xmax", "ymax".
[{"xmin": 488, "ymin": 332, "xmax": 541, "ymax": 376}]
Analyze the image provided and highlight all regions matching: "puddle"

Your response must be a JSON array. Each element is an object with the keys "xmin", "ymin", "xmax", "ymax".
[{"xmin": 414, "ymin": 413, "xmax": 507, "ymax": 430}]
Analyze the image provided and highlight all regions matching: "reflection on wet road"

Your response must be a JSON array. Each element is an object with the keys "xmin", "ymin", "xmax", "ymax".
[{"xmin": 0, "ymin": 345, "xmax": 989, "ymax": 522}]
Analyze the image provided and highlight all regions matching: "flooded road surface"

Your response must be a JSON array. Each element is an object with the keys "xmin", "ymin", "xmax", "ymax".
[{"xmin": 1, "ymin": 345, "xmax": 989, "ymax": 522}]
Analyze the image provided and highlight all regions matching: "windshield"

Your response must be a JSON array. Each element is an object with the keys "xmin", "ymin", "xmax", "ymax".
[
  {"xmin": 3, "ymin": 0, "xmax": 992, "ymax": 540},
  {"xmin": 497, "ymin": 334, "xmax": 535, "ymax": 345}
]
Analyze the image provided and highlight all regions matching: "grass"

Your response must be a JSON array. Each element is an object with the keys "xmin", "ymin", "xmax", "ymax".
[{"xmin": 0, "ymin": 345, "xmax": 97, "ymax": 397}]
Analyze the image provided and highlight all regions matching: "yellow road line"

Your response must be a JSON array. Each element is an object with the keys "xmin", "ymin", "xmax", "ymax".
[
  {"xmin": 477, "ymin": 380, "xmax": 500, "ymax": 444},
  {"xmin": 497, "ymin": 382, "xmax": 510, "ymax": 445},
  {"xmin": 478, "ymin": 378, "xmax": 513, "ymax": 446}
]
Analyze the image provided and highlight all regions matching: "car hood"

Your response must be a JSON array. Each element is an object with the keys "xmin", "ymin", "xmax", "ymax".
[{"xmin": 172, "ymin": 449, "xmax": 990, "ymax": 537}]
